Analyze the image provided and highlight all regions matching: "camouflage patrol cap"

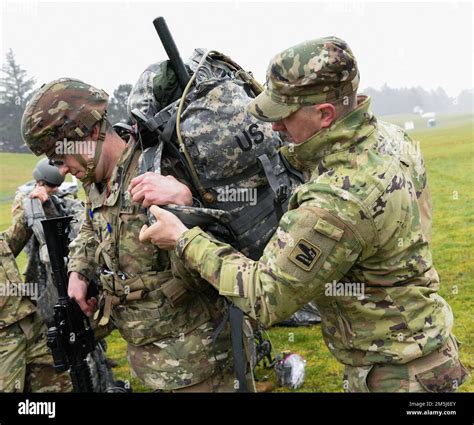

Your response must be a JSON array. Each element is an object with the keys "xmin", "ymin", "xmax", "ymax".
[
  {"xmin": 21, "ymin": 78, "xmax": 109, "ymax": 156},
  {"xmin": 248, "ymin": 36, "xmax": 359, "ymax": 122}
]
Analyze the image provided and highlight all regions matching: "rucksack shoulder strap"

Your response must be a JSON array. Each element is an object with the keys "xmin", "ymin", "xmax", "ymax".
[{"xmin": 23, "ymin": 197, "xmax": 47, "ymax": 246}]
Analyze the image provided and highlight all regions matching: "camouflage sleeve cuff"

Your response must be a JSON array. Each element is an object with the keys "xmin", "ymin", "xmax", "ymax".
[
  {"xmin": 67, "ymin": 260, "xmax": 97, "ymax": 283},
  {"xmin": 175, "ymin": 226, "xmax": 207, "ymax": 258}
]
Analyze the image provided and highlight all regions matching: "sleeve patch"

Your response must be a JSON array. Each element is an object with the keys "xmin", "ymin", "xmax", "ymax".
[
  {"xmin": 288, "ymin": 238, "xmax": 322, "ymax": 271},
  {"xmin": 314, "ymin": 217, "xmax": 344, "ymax": 241}
]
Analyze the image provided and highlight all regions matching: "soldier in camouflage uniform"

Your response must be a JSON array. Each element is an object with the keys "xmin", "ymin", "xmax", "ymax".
[
  {"xmin": 0, "ymin": 213, "xmax": 71, "ymax": 392},
  {"xmin": 21, "ymin": 78, "xmax": 246, "ymax": 392},
  {"xmin": 12, "ymin": 159, "xmax": 84, "ymax": 324},
  {"xmin": 11, "ymin": 158, "xmax": 122, "ymax": 392},
  {"xmin": 139, "ymin": 37, "xmax": 470, "ymax": 392},
  {"xmin": 129, "ymin": 50, "xmax": 320, "ymax": 330}
]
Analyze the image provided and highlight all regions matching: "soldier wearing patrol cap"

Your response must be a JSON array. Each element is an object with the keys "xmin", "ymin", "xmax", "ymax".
[{"xmin": 139, "ymin": 36, "xmax": 469, "ymax": 392}]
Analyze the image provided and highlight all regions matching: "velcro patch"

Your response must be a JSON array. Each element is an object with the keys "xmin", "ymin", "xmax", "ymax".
[
  {"xmin": 288, "ymin": 238, "xmax": 322, "ymax": 271},
  {"xmin": 314, "ymin": 217, "xmax": 344, "ymax": 241}
]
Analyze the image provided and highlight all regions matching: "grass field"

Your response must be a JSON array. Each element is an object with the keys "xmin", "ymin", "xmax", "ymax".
[{"xmin": 0, "ymin": 112, "xmax": 472, "ymax": 392}]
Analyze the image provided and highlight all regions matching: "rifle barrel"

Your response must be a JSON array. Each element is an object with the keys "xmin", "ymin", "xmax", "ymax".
[{"xmin": 153, "ymin": 17, "xmax": 191, "ymax": 90}]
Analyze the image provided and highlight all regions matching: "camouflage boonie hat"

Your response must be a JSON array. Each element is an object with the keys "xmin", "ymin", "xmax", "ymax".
[
  {"xmin": 21, "ymin": 78, "xmax": 109, "ymax": 156},
  {"xmin": 248, "ymin": 36, "xmax": 359, "ymax": 122}
]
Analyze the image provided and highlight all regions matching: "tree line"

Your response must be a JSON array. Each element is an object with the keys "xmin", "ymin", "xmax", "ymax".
[
  {"xmin": 0, "ymin": 50, "xmax": 131, "ymax": 153},
  {"xmin": 0, "ymin": 50, "xmax": 472, "ymax": 153},
  {"xmin": 364, "ymin": 84, "xmax": 473, "ymax": 117}
]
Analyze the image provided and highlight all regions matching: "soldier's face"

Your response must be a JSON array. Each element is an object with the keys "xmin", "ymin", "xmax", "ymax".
[
  {"xmin": 36, "ymin": 181, "xmax": 59, "ymax": 195},
  {"xmin": 52, "ymin": 132, "xmax": 123, "ymax": 183},
  {"xmin": 50, "ymin": 136, "xmax": 102, "ymax": 181},
  {"xmin": 55, "ymin": 154, "xmax": 88, "ymax": 180},
  {"xmin": 271, "ymin": 103, "xmax": 336, "ymax": 144}
]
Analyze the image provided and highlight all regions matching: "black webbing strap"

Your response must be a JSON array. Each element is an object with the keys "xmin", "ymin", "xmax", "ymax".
[
  {"xmin": 258, "ymin": 153, "xmax": 281, "ymax": 197},
  {"xmin": 258, "ymin": 153, "xmax": 286, "ymax": 217},
  {"xmin": 229, "ymin": 304, "xmax": 249, "ymax": 393},
  {"xmin": 229, "ymin": 188, "xmax": 275, "ymax": 235},
  {"xmin": 161, "ymin": 111, "xmax": 178, "ymax": 145},
  {"xmin": 211, "ymin": 304, "xmax": 249, "ymax": 393}
]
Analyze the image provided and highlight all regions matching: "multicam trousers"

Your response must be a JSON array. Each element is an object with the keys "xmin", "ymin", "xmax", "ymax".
[
  {"xmin": 344, "ymin": 335, "xmax": 470, "ymax": 392},
  {"xmin": 0, "ymin": 312, "xmax": 72, "ymax": 392},
  {"xmin": 127, "ymin": 320, "xmax": 255, "ymax": 392}
]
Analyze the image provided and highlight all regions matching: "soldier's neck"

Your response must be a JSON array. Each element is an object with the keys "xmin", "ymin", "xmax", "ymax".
[{"xmin": 100, "ymin": 134, "xmax": 127, "ymax": 182}]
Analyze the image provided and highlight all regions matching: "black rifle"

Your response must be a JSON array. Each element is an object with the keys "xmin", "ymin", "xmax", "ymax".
[
  {"xmin": 130, "ymin": 16, "xmax": 190, "ymax": 138},
  {"xmin": 138, "ymin": 17, "xmax": 251, "ymax": 392},
  {"xmin": 153, "ymin": 16, "xmax": 191, "ymax": 90},
  {"xmin": 132, "ymin": 16, "xmax": 212, "ymax": 225},
  {"xmin": 41, "ymin": 216, "xmax": 96, "ymax": 392}
]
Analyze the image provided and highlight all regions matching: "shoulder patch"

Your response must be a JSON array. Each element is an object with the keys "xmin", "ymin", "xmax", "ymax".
[{"xmin": 288, "ymin": 238, "xmax": 322, "ymax": 271}]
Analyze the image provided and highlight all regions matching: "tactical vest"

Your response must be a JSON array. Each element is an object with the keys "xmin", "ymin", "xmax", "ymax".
[
  {"xmin": 80, "ymin": 141, "xmax": 221, "ymax": 349},
  {"xmin": 132, "ymin": 50, "xmax": 304, "ymax": 260}
]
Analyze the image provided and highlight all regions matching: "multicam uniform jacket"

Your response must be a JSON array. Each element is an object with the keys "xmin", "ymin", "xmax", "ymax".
[
  {"xmin": 67, "ymin": 136, "xmax": 231, "ymax": 390},
  {"xmin": 175, "ymin": 95, "xmax": 454, "ymax": 367},
  {"xmin": 0, "ymin": 217, "xmax": 34, "ymax": 329}
]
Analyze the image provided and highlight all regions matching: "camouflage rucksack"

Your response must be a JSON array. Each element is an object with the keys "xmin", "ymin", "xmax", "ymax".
[
  {"xmin": 126, "ymin": 47, "xmax": 314, "ymax": 392},
  {"xmin": 129, "ymin": 49, "xmax": 304, "ymax": 260}
]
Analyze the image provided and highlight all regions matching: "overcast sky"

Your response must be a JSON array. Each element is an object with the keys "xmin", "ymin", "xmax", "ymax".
[{"xmin": 0, "ymin": 0, "xmax": 472, "ymax": 98}]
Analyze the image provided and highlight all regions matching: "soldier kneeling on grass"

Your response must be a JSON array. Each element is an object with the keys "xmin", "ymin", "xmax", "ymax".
[{"xmin": 138, "ymin": 36, "xmax": 470, "ymax": 393}]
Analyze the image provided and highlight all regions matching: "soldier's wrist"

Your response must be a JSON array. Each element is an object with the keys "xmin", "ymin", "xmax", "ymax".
[
  {"xmin": 69, "ymin": 271, "xmax": 90, "ymax": 286},
  {"xmin": 175, "ymin": 226, "xmax": 205, "ymax": 258}
]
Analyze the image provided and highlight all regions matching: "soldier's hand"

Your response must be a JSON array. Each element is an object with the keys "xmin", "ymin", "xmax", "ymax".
[
  {"xmin": 129, "ymin": 173, "xmax": 192, "ymax": 208},
  {"xmin": 68, "ymin": 272, "xmax": 97, "ymax": 317},
  {"xmin": 139, "ymin": 205, "xmax": 188, "ymax": 249},
  {"xmin": 28, "ymin": 186, "xmax": 49, "ymax": 203}
]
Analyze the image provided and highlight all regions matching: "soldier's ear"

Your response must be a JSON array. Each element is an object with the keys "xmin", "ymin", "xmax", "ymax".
[
  {"xmin": 317, "ymin": 103, "xmax": 336, "ymax": 128},
  {"xmin": 90, "ymin": 123, "xmax": 101, "ymax": 140}
]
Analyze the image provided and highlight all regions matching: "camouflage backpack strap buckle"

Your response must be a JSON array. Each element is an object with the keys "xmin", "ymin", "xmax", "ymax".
[
  {"xmin": 95, "ymin": 240, "xmax": 116, "ymax": 273},
  {"xmin": 207, "ymin": 51, "xmax": 264, "ymax": 95},
  {"xmin": 98, "ymin": 293, "xmax": 113, "ymax": 327}
]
